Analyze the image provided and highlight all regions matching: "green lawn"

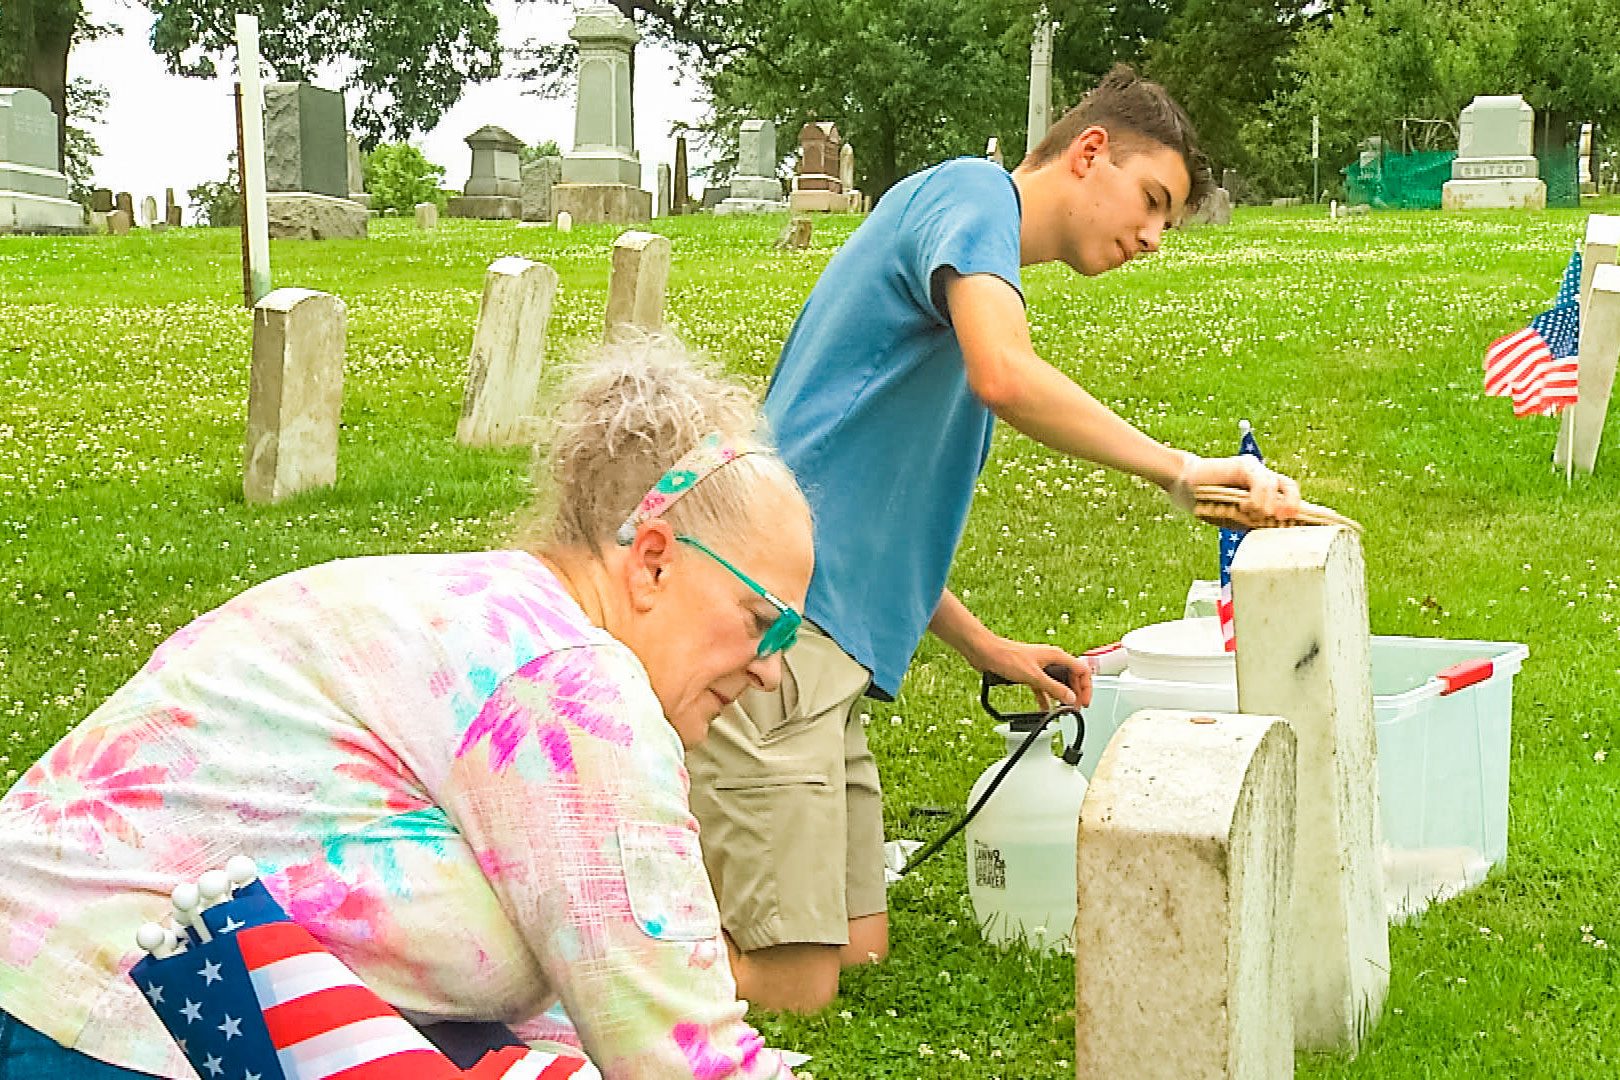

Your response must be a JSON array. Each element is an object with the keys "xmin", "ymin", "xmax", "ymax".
[{"xmin": 3, "ymin": 202, "xmax": 1618, "ymax": 1077}]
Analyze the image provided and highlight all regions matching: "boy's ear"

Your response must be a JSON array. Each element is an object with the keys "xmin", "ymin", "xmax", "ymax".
[{"xmin": 1066, "ymin": 125, "xmax": 1111, "ymax": 178}]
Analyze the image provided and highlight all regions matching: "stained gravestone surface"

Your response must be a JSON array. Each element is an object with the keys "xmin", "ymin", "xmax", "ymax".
[
  {"xmin": 263, "ymin": 83, "xmax": 349, "ymax": 197},
  {"xmin": 91, "ymin": 188, "xmax": 114, "ymax": 212},
  {"xmin": 245, "ymin": 288, "xmax": 346, "ymax": 504},
  {"xmin": 458, "ymin": 257, "xmax": 559, "ymax": 447},
  {"xmin": 605, "ymin": 230, "xmax": 671, "ymax": 337},
  {"xmin": 1233, "ymin": 526, "xmax": 1389, "ymax": 1053},
  {"xmin": 1076, "ymin": 711, "xmax": 1297, "ymax": 1079}
]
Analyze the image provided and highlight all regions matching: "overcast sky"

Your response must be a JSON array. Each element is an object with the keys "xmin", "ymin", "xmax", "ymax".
[{"xmin": 72, "ymin": 0, "xmax": 708, "ymax": 217}]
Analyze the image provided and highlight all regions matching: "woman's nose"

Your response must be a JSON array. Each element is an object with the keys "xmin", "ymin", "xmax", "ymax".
[{"xmin": 747, "ymin": 651, "xmax": 785, "ymax": 692}]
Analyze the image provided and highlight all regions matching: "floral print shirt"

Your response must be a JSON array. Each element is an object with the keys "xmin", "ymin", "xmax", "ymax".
[{"xmin": 0, "ymin": 551, "xmax": 791, "ymax": 1080}]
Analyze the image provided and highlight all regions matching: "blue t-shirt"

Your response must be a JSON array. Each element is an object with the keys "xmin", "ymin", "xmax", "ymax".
[{"xmin": 765, "ymin": 158, "xmax": 1023, "ymax": 697}]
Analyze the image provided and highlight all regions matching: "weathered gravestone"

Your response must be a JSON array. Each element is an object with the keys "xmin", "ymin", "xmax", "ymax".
[
  {"xmin": 140, "ymin": 195, "xmax": 159, "ymax": 226},
  {"xmin": 554, "ymin": 4, "xmax": 652, "ymax": 224},
  {"xmin": 1076, "ymin": 711, "xmax": 1297, "ymax": 1079},
  {"xmin": 115, "ymin": 191, "xmax": 133, "ymax": 217},
  {"xmin": 1556, "ymin": 217, "xmax": 1620, "ymax": 475},
  {"xmin": 91, "ymin": 188, "xmax": 113, "ymax": 213},
  {"xmin": 700, "ymin": 185, "xmax": 730, "ymax": 210},
  {"xmin": 1579, "ymin": 123, "xmax": 1597, "ymax": 196},
  {"xmin": 1187, "ymin": 186, "xmax": 1233, "ymax": 226},
  {"xmin": 520, "ymin": 155, "xmax": 562, "ymax": 222},
  {"xmin": 448, "ymin": 125, "xmax": 523, "ymax": 219},
  {"xmin": 791, "ymin": 122, "xmax": 858, "ymax": 213},
  {"xmin": 164, "ymin": 187, "xmax": 181, "ymax": 227},
  {"xmin": 0, "ymin": 87, "xmax": 87, "ymax": 233},
  {"xmin": 106, "ymin": 209, "xmax": 132, "ymax": 235},
  {"xmin": 774, "ymin": 215, "xmax": 812, "ymax": 250},
  {"xmin": 415, "ymin": 201, "xmax": 438, "ymax": 230},
  {"xmin": 604, "ymin": 230, "xmax": 671, "ymax": 337},
  {"xmin": 458, "ymin": 257, "xmax": 558, "ymax": 447},
  {"xmin": 672, "ymin": 135, "xmax": 690, "ymax": 215},
  {"xmin": 244, "ymin": 288, "xmax": 345, "ymax": 504},
  {"xmin": 656, "ymin": 163, "xmax": 671, "ymax": 218},
  {"xmin": 1232, "ymin": 526, "xmax": 1389, "ymax": 1052},
  {"xmin": 1442, "ymin": 95, "xmax": 1545, "ymax": 211},
  {"xmin": 718, "ymin": 120, "xmax": 786, "ymax": 215},
  {"xmin": 263, "ymin": 82, "xmax": 367, "ymax": 239},
  {"xmin": 346, "ymin": 134, "xmax": 369, "ymax": 208}
]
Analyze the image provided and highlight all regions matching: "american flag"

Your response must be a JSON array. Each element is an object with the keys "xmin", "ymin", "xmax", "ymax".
[
  {"xmin": 1484, "ymin": 249, "xmax": 1582, "ymax": 417},
  {"xmin": 132, "ymin": 879, "xmax": 596, "ymax": 1080},
  {"xmin": 1216, "ymin": 421, "xmax": 1263, "ymax": 653}
]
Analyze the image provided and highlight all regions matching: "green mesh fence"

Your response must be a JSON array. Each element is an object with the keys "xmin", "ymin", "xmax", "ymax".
[
  {"xmin": 1538, "ymin": 144, "xmax": 1580, "ymax": 208},
  {"xmin": 1344, "ymin": 145, "xmax": 1583, "ymax": 209},
  {"xmin": 1342, "ymin": 149, "xmax": 1456, "ymax": 209}
]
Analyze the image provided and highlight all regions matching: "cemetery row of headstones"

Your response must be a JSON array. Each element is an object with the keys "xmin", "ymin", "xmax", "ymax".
[{"xmin": 246, "ymin": 229, "xmax": 671, "ymax": 502}]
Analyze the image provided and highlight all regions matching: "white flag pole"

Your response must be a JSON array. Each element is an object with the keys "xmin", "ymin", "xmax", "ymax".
[
  {"xmin": 235, "ymin": 14, "xmax": 272, "ymax": 306},
  {"xmin": 1567, "ymin": 413, "xmax": 1575, "ymax": 486}
]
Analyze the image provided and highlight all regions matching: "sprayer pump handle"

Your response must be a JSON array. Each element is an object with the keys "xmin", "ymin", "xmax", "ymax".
[{"xmin": 979, "ymin": 663, "xmax": 1079, "ymax": 725}]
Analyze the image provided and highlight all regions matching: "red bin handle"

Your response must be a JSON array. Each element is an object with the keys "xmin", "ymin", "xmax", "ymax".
[{"xmin": 1437, "ymin": 658, "xmax": 1493, "ymax": 695}]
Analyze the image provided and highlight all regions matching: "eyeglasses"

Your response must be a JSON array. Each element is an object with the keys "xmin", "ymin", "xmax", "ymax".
[{"xmin": 675, "ymin": 535, "xmax": 802, "ymax": 658}]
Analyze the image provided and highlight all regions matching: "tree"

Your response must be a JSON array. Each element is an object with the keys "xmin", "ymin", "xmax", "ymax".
[
  {"xmin": 364, "ymin": 143, "xmax": 446, "ymax": 213},
  {"xmin": 521, "ymin": 139, "xmax": 562, "ymax": 163},
  {"xmin": 188, "ymin": 154, "xmax": 241, "ymax": 227},
  {"xmin": 62, "ymin": 75, "xmax": 107, "ymax": 206},
  {"xmin": 1145, "ymin": 0, "xmax": 1319, "ymax": 179},
  {"xmin": 144, "ymin": 0, "xmax": 503, "ymax": 147}
]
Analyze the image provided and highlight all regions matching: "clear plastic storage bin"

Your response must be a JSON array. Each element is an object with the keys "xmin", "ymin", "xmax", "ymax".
[{"xmin": 1078, "ymin": 635, "xmax": 1528, "ymax": 919}]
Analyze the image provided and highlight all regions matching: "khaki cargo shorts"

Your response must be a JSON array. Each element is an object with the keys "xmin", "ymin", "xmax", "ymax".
[{"xmin": 686, "ymin": 623, "xmax": 885, "ymax": 952}]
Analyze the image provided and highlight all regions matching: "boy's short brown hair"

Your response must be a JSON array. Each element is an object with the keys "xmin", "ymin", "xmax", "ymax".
[{"xmin": 1025, "ymin": 63, "xmax": 1214, "ymax": 211}]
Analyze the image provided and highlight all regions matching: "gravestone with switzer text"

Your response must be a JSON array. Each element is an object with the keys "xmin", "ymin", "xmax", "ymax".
[{"xmin": 1442, "ymin": 95, "xmax": 1546, "ymax": 211}]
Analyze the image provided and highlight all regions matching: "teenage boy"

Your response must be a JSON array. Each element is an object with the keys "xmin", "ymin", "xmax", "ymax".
[{"xmin": 690, "ymin": 64, "xmax": 1300, "ymax": 1012}]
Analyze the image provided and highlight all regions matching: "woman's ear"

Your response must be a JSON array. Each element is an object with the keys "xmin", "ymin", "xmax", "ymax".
[{"xmin": 624, "ymin": 520, "xmax": 677, "ymax": 612}]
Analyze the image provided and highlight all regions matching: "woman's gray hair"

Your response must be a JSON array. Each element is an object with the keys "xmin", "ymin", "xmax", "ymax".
[{"xmin": 520, "ymin": 331, "xmax": 807, "ymax": 554}]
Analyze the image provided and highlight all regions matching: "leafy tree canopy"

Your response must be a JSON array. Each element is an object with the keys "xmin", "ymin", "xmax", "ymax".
[{"xmin": 143, "ymin": 0, "xmax": 503, "ymax": 147}]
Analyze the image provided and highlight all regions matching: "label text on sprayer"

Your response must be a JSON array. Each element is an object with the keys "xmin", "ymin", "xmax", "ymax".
[{"xmin": 973, "ymin": 841, "xmax": 1007, "ymax": 890}]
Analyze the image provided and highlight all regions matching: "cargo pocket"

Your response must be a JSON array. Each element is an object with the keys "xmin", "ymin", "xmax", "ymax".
[{"xmin": 619, "ymin": 821, "xmax": 722, "ymax": 942}]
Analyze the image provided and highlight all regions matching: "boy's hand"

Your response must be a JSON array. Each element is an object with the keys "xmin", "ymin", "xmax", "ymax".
[
  {"xmin": 1169, "ymin": 453, "xmax": 1300, "ymax": 522},
  {"xmin": 974, "ymin": 637, "xmax": 1094, "ymax": 711}
]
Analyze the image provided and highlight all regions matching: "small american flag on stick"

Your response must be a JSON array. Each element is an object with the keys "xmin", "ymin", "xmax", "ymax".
[
  {"xmin": 1484, "ymin": 250, "xmax": 1581, "ymax": 418},
  {"xmin": 1216, "ymin": 421, "xmax": 1264, "ymax": 653}
]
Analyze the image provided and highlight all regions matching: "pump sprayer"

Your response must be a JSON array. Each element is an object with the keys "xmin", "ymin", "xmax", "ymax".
[{"xmin": 899, "ymin": 664, "xmax": 1088, "ymax": 952}]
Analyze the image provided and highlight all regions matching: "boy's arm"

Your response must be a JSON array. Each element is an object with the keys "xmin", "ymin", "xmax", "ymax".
[
  {"xmin": 943, "ymin": 270, "xmax": 1299, "ymax": 517},
  {"xmin": 928, "ymin": 587, "xmax": 1092, "ymax": 709}
]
